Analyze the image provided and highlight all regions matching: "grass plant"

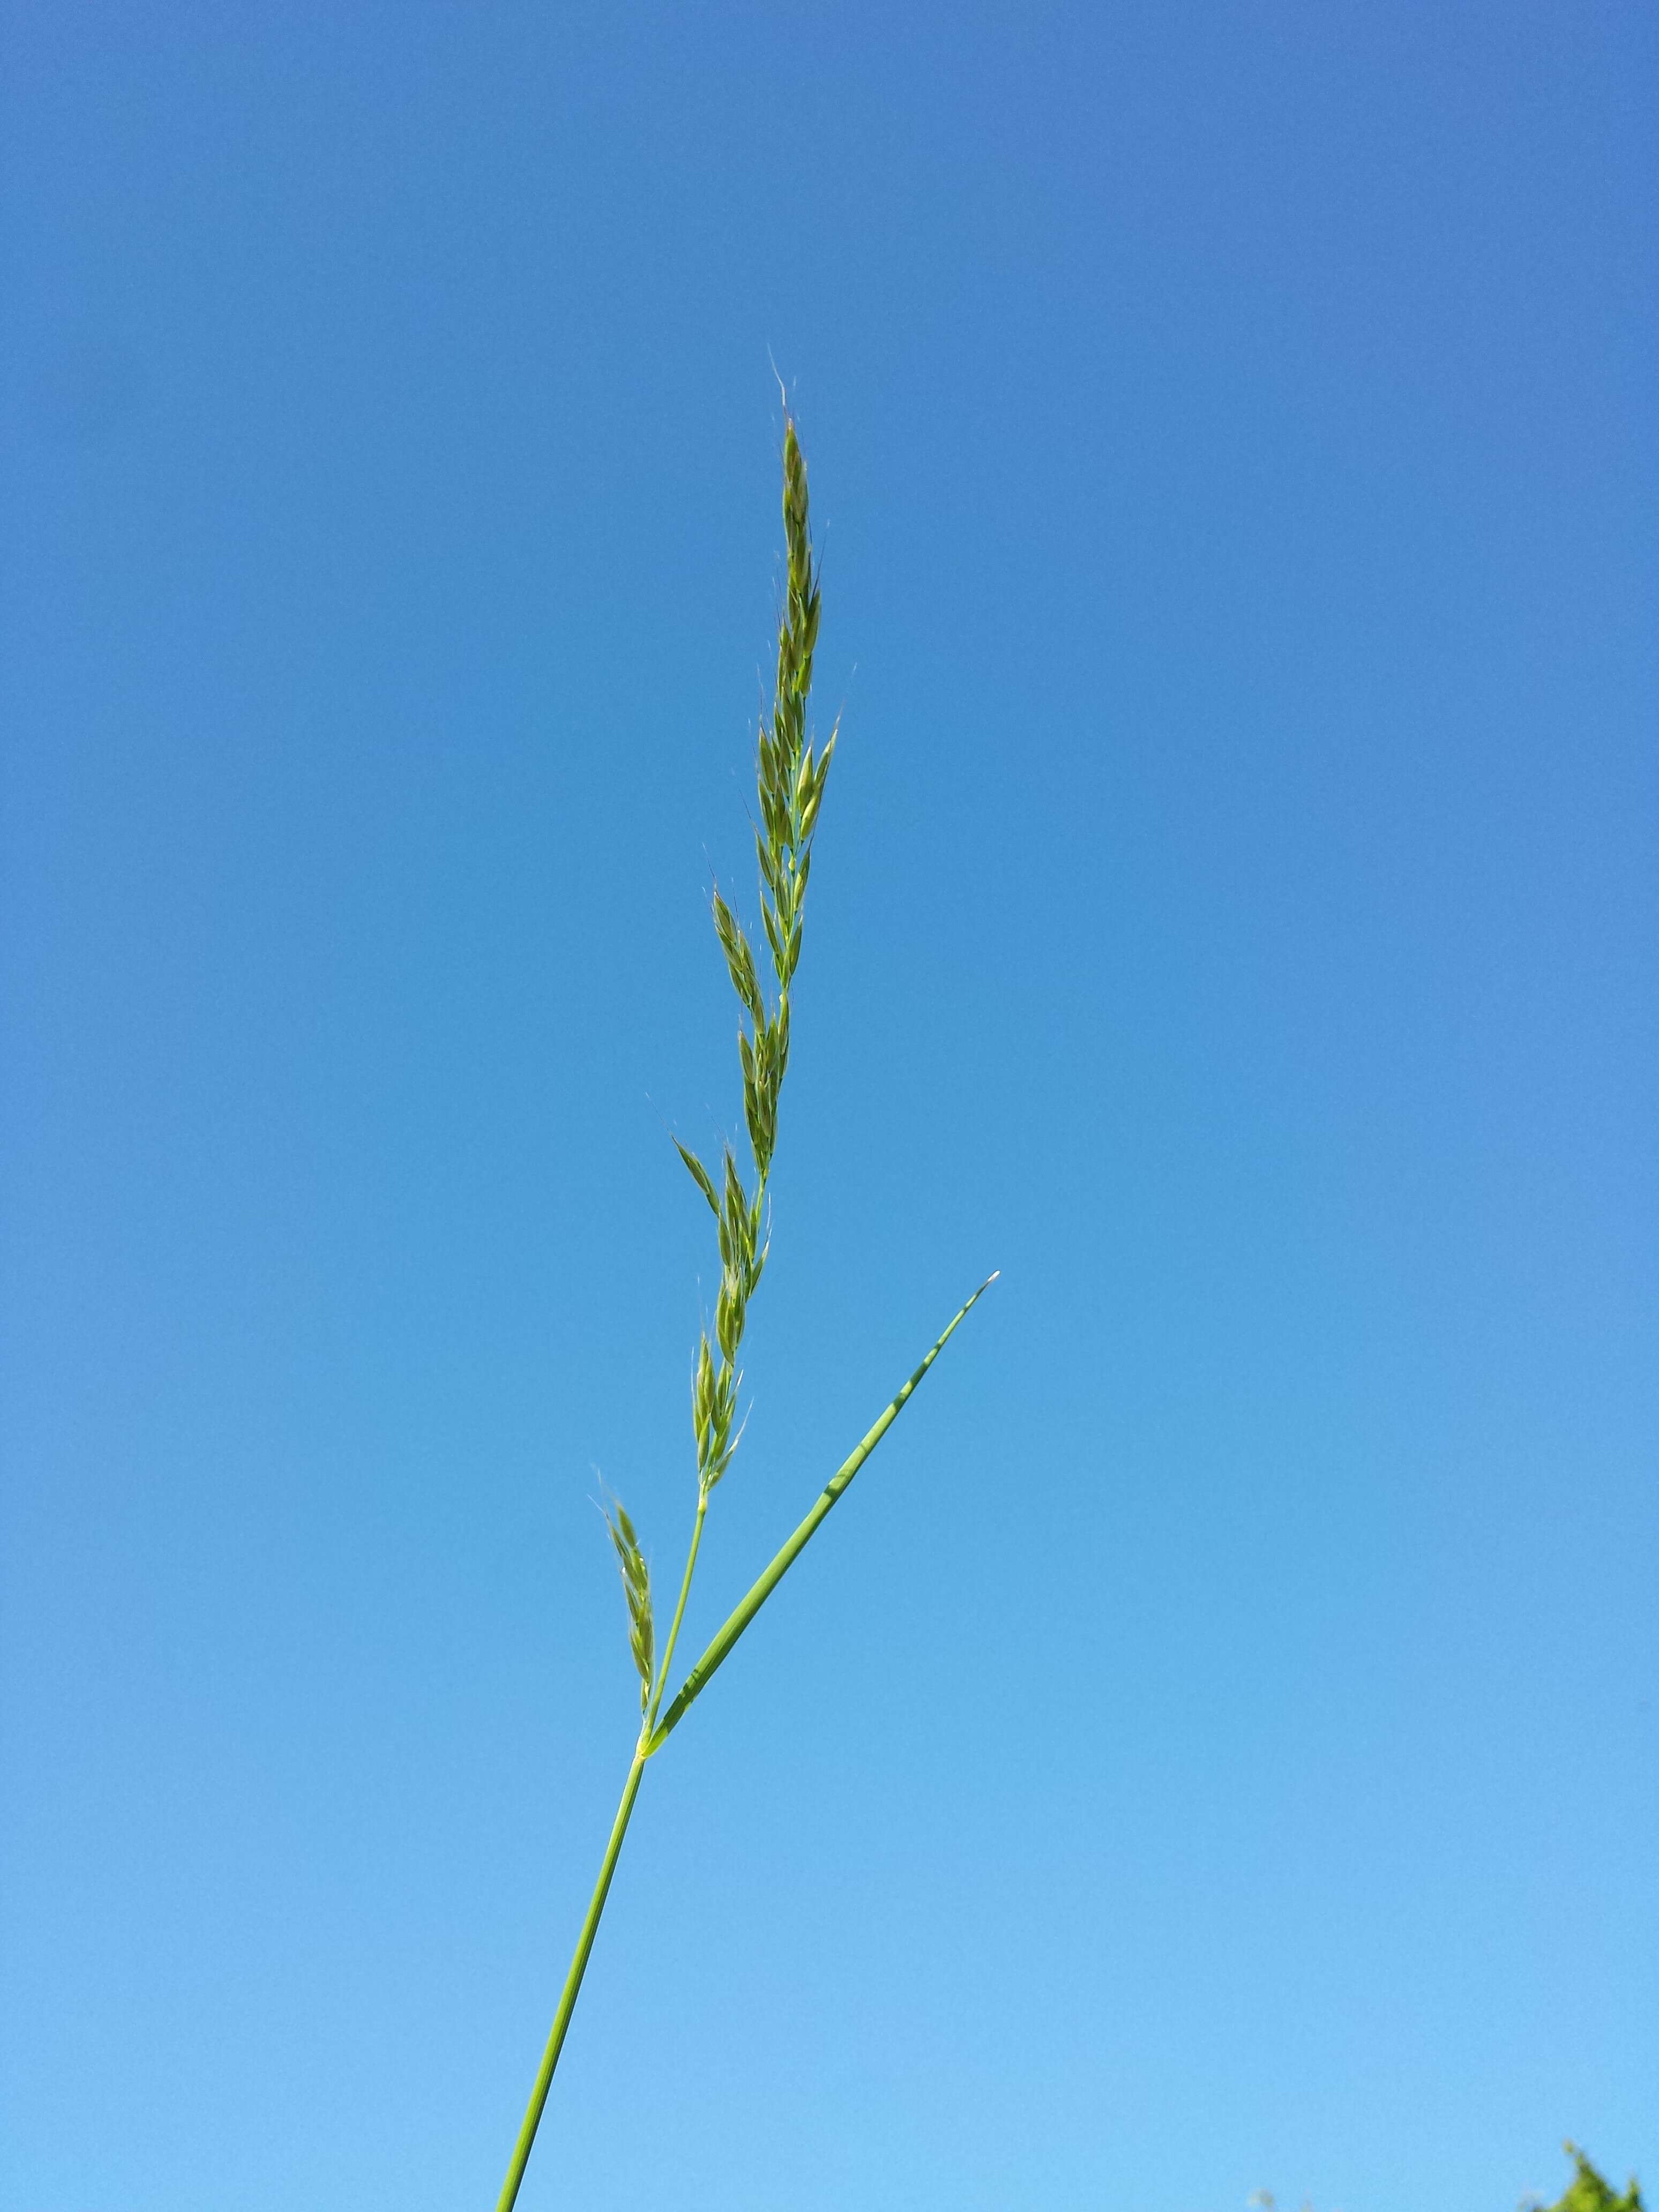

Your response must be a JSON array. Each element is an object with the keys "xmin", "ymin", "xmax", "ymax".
[
  {"xmin": 491, "ymin": 415, "xmax": 995, "ymax": 2211},
  {"xmin": 1536, "ymin": 2147, "xmax": 1647, "ymax": 2212}
]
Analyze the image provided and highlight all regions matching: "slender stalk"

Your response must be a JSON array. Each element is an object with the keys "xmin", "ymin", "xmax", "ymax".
[
  {"xmin": 647, "ymin": 1490, "xmax": 708, "ymax": 1732},
  {"xmin": 493, "ymin": 1747, "xmax": 648, "ymax": 2212}
]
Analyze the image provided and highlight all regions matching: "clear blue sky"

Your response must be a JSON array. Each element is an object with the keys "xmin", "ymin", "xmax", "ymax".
[{"xmin": 2, "ymin": 6, "xmax": 1653, "ymax": 2210}]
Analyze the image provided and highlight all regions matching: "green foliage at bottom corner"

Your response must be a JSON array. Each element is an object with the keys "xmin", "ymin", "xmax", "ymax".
[{"xmin": 1538, "ymin": 2144, "xmax": 1645, "ymax": 2212}]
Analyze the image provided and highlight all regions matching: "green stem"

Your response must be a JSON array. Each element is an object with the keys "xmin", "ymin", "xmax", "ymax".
[
  {"xmin": 493, "ymin": 1748, "xmax": 648, "ymax": 2212},
  {"xmin": 647, "ymin": 1488, "xmax": 708, "ymax": 1732}
]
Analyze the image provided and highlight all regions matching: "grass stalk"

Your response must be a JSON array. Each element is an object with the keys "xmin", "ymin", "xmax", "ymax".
[
  {"xmin": 493, "ymin": 1750, "xmax": 647, "ymax": 2212},
  {"xmin": 488, "ymin": 412, "xmax": 993, "ymax": 2207},
  {"xmin": 646, "ymin": 1490, "xmax": 708, "ymax": 1733}
]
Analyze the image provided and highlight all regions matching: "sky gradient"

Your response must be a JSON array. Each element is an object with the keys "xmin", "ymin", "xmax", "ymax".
[{"xmin": 2, "ymin": 6, "xmax": 1655, "ymax": 2210}]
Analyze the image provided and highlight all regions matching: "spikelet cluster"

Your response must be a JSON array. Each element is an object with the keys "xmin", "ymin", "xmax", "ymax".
[
  {"xmin": 675, "ymin": 417, "xmax": 834, "ymax": 1495},
  {"xmin": 602, "ymin": 1499, "xmax": 654, "ymax": 1713}
]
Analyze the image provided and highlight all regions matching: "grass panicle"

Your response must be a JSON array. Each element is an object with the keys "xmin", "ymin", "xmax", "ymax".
[
  {"xmin": 490, "ymin": 414, "xmax": 993, "ymax": 2212},
  {"xmin": 679, "ymin": 415, "xmax": 834, "ymax": 1500}
]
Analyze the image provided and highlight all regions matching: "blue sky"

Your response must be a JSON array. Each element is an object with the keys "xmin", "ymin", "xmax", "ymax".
[{"xmin": 1, "ymin": 5, "xmax": 1654, "ymax": 2210}]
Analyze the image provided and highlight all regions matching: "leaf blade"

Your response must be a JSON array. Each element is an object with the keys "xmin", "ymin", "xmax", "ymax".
[{"xmin": 645, "ymin": 1273, "xmax": 999, "ymax": 1753}]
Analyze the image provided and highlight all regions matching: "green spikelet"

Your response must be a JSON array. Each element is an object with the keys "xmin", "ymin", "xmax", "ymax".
[{"xmin": 601, "ymin": 1499, "xmax": 654, "ymax": 1713}]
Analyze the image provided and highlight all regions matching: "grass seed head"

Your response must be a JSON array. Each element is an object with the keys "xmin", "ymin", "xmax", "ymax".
[{"xmin": 669, "ymin": 415, "xmax": 828, "ymax": 1500}]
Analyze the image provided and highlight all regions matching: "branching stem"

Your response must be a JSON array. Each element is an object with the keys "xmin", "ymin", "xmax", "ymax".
[{"xmin": 489, "ymin": 1276, "xmax": 992, "ymax": 2211}]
